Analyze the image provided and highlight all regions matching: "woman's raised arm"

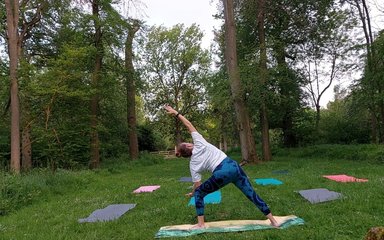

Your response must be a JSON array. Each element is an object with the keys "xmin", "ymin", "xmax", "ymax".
[{"xmin": 164, "ymin": 105, "xmax": 197, "ymax": 133}]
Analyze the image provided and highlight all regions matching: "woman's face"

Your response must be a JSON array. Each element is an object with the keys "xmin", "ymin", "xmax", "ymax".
[
  {"xmin": 177, "ymin": 142, "xmax": 194, "ymax": 157},
  {"xmin": 182, "ymin": 142, "xmax": 194, "ymax": 150}
]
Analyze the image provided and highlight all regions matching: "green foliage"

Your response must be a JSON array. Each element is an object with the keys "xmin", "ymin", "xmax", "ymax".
[
  {"xmin": 203, "ymin": 70, "xmax": 238, "ymax": 148},
  {"xmin": 26, "ymin": 45, "xmax": 93, "ymax": 168},
  {"xmin": 224, "ymin": 146, "xmax": 242, "ymax": 160},
  {"xmin": 138, "ymin": 24, "xmax": 210, "ymax": 129},
  {"xmin": 137, "ymin": 124, "xmax": 169, "ymax": 152},
  {"xmin": 0, "ymin": 0, "xmax": 381, "ymax": 177},
  {"xmin": 0, "ymin": 0, "xmax": 140, "ymax": 170},
  {"xmin": 358, "ymin": 30, "xmax": 384, "ymax": 142},
  {"xmin": 291, "ymin": 108, "xmax": 318, "ymax": 145},
  {"xmin": 0, "ymin": 59, "xmax": 9, "ymax": 168},
  {"xmin": 267, "ymin": 66, "xmax": 307, "ymax": 147},
  {"xmin": 319, "ymin": 98, "xmax": 371, "ymax": 144},
  {"xmin": 0, "ymin": 123, "xmax": 9, "ymax": 169},
  {"xmin": 215, "ymin": 0, "xmax": 355, "ymax": 148}
]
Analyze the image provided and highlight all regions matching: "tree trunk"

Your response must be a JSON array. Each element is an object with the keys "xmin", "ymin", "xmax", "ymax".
[
  {"xmin": 21, "ymin": 124, "xmax": 32, "ymax": 170},
  {"xmin": 125, "ymin": 21, "xmax": 140, "ymax": 160},
  {"xmin": 315, "ymin": 103, "xmax": 321, "ymax": 130},
  {"xmin": 220, "ymin": 135, "xmax": 228, "ymax": 152},
  {"xmin": 370, "ymin": 112, "xmax": 378, "ymax": 143},
  {"xmin": 379, "ymin": 100, "xmax": 384, "ymax": 144},
  {"xmin": 257, "ymin": 0, "xmax": 271, "ymax": 161},
  {"xmin": 89, "ymin": 0, "xmax": 102, "ymax": 169},
  {"xmin": 223, "ymin": 0, "xmax": 259, "ymax": 164},
  {"xmin": 352, "ymin": 0, "xmax": 381, "ymax": 143},
  {"xmin": 5, "ymin": 0, "xmax": 21, "ymax": 173},
  {"xmin": 175, "ymin": 117, "xmax": 182, "ymax": 144},
  {"xmin": 17, "ymin": 2, "xmax": 44, "ymax": 172},
  {"xmin": 275, "ymin": 43, "xmax": 297, "ymax": 147},
  {"xmin": 220, "ymin": 116, "xmax": 228, "ymax": 152},
  {"xmin": 20, "ymin": 45, "xmax": 33, "ymax": 172}
]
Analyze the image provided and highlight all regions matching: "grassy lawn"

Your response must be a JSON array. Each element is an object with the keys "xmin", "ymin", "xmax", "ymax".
[{"xmin": 1, "ymin": 146, "xmax": 384, "ymax": 239}]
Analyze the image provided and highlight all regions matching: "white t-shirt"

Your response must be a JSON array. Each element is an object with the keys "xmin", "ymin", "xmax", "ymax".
[{"xmin": 189, "ymin": 132, "xmax": 227, "ymax": 182}]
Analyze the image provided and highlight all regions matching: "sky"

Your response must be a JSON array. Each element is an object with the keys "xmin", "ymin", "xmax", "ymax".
[{"xmin": 132, "ymin": 0, "xmax": 222, "ymax": 49}]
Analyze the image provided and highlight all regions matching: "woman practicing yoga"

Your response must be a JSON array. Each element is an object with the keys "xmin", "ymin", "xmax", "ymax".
[{"xmin": 164, "ymin": 105, "xmax": 279, "ymax": 229}]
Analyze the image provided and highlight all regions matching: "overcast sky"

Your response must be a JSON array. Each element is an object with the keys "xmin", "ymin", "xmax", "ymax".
[{"xmin": 132, "ymin": 0, "xmax": 222, "ymax": 49}]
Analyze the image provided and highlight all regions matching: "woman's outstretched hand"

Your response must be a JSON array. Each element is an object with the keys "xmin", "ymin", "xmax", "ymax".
[
  {"xmin": 164, "ymin": 105, "xmax": 178, "ymax": 116},
  {"xmin": 185, "ymin": 192, "xmax": 193, "ymax": 197},
  {"xmin": 164, "ymin": 105, "xmax": 196, "ymax": 133}
]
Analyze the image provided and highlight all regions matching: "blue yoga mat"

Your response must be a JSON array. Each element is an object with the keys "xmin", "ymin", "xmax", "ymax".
[
  {"xmin": 188, "ymin": 191, "xmax": 221, "ymax": 206},
  {"xmin": 255, "ymin": 178, "xmax": 283, "ymax": 185}
]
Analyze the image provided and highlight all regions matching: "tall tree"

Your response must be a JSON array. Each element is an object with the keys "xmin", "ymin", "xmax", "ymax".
[
  {"xmin": 234, "ymin": 0, "xmax": 356, "ymax": 146},
  {"xmin": 139, "ymin": 24, "xmax": 210, "ymax": 143},
  {"xmin": 125, "ymin": 19, "xmax": 141, "ymax": 160},
  {"xmin": 256, "ymin": 0, "xmax": 271, "ymax": 160},
  {"xmin": 223, "ymin": 0, "xmax": 259, "ymax": 164},
  {"xmin": 270, "ymin": 42, "xmax": 303, "ymax": 147},
  {"xmin": 89, "ymin": 0, "xmax": 103, "ymax": 169},
  {"xmin": 5, "ymin": 0, "xmax": 20, "ymax": 173},
  {"xmin": 302, "ymin": 7, "xmax": 357, "ymax": 129},
  {"xmin": 5, "ymin": 0, "xmax": 45, "ymax": 172},
  {"xmin": 346, "ymin": 0, "xmax": 384, "ymax": 143}
]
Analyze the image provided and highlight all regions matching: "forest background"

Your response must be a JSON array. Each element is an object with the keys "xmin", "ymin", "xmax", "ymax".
[{"xmin": 1, "ymin": 0, "xmax": 384, "ymax": 173}]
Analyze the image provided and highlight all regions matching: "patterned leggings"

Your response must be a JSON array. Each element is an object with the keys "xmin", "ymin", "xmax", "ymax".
[{"xmin": 194, "ymin": 157, "xmax": 271, "ymax": 216}]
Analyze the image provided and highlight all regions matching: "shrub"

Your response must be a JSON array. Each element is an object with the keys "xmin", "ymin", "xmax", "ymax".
[{"xmin": 0, "ymin": 169, "xmax": 92, "ymax": 215}]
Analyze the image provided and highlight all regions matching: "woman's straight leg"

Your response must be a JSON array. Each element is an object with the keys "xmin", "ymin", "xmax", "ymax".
[{"xmin": 232, "ymin": 162, "xmax": 271, "ymax": 215}]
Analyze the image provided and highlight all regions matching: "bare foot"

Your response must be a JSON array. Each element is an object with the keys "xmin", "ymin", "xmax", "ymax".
[
  {"xmin": 190, "ymin": 224, "xmax": 206, "ymax": 230},
  {"xmin": 270, "ymin": 220, "xmax": 280, "ymax": 228}
]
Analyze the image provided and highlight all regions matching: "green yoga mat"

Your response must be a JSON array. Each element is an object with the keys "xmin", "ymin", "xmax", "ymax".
[{"xmin": 155, "ymin": 215, "xmax": 304, "ymax": 238}]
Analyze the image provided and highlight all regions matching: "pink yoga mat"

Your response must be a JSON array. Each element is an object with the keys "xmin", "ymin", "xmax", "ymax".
[
  {"xmin": 133, "ymin": 185, "xmax": 161, "ymax": 193},
  {"xmin": 323, "ymin": 174, "xmax": 368, "ymax": 182}
]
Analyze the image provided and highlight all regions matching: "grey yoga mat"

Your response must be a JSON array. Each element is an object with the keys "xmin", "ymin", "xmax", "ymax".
[
  {"xmin": 78, "ymin": 204, "xmax": 136, "ymax": 223},
  {"xmin": 179, "ymin": 177, "xmax": 193, "ymax": 182},
  {"xmin": 298, "ymin": 188, "xmax": 342, "ymax": 204}
]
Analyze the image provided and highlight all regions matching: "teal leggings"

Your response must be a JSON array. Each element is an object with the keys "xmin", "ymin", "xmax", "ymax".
[{"xmin": 194, "ymin": 157, "xmax": 271, "ymax": 216}]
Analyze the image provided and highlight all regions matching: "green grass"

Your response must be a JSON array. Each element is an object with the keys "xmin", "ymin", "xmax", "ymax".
[{"xmin": 1, "ymin": 145, "xmax": 384, "ymax": 240}]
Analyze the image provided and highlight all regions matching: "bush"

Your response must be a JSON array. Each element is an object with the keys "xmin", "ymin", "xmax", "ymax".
[
  {"xmin": 319, "ymin": 99, "xmax": 371, "ymax": 144},
  {"xmin": 132, "ymin": 152, "xmax": 165, "ymax": 166},
  {"xmin": 0, "ymin": 118, "xmax": 10, "ymax": 169},
  {"xmin": 137, "ymin": 124, "xmax": 172, "ymax": 152},
  {"xmin": 0, "ymin": 169, "xmax": 92, "ymax": 215}
]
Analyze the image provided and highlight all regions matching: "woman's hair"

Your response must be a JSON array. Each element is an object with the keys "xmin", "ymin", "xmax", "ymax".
[{"xmin": 176, "ymin": 143, "xmax": 193, "ymax": 158}]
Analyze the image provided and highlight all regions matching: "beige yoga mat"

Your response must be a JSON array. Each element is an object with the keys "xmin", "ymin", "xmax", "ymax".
[
  {"xmin": 160, "ymin": 215, "xmax": 297, "ymax": 231},
  {"xmin": 156, "ymin": 215, "xmax": 304, "ymax": 238}
]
